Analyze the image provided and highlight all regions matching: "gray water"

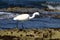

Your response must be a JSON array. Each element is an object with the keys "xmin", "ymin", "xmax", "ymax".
[{"xmin": 0, "ymin": 17, "xmax": 60, "ymax": 29}]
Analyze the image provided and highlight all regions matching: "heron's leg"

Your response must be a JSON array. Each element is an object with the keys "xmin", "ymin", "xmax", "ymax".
[
  {"xmin": 16, "ymin": 21, "xmax": 18, "ymax": 29},
  {"xmin": 21, "ymin": 21, "xmax": 24, "ymax": 29},
  {"xmin": 22, "ymin": 22, "xmax": 24, "ymax": 29}
]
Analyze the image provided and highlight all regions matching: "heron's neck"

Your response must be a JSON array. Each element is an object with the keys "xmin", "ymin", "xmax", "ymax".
[{"xmin": 29, "ymin": 13, "xmax": 36, "ymax": 19}]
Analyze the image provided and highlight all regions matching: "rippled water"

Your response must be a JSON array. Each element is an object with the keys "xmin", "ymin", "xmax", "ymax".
[
  {"xmin": 0, "ymin": 0, "xmax": 60, "ymax": 29},
  {"xmin": 0, "ymin": 17, "xmax": 60, "ymax": 29}
]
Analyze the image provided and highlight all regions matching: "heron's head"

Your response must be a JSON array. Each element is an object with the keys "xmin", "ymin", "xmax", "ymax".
[{"xmin": 34, "ymin": 12, "xmax": 40, "ymax": 15}]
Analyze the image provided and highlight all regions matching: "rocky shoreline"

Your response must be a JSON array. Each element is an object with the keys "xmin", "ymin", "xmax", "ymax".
[
  {"xmin": 0, "ymin": 7, "xmax": 43, "ymax": 13},
  {"xmin": 0, "ymin": 28, "xmax": 60, "ymax": 40}
]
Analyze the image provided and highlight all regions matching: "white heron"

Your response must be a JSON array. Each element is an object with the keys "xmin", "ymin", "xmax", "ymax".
[
  {"xmin": 47, "ymin": 5, "xmax": 60, "ymax": 10},
  {"xmin": 47, "ymin": 5, "xmax": 55, "ymax": 10},
  {"xmin": 13, "ymin": 12, "xmax": 40, "ymax": 29},
  {"xmin": 41, "ymin": 4, "xmax": 60, "ymax": 10}
]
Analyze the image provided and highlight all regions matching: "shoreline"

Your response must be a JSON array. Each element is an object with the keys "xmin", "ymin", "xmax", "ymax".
[{"xmin": 0, "ymin": 28, "xmax": 60, "ymax": 40}]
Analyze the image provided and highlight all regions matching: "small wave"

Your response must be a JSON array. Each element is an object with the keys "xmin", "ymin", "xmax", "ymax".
[{"xmin": 0, "ymin": 12, "xmax": 19, "ymax": 19}]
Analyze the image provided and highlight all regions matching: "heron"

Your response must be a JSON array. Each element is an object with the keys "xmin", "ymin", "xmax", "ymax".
[
  {"xmin": 13, "ymin": 12, "xmax": 40, "ymax": 29},
  {"xmin": 41, "ymin": 4, "xmax": 60, "ymax": 10}
]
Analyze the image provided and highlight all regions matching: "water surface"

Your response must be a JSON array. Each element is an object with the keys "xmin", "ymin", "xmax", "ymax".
[{"xmin": 0, "ymin": 17, "xmax": 60, "ymax": 29}]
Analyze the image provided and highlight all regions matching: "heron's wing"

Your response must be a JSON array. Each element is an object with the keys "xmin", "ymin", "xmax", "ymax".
[
  {"xmin": 14, "ymin": 14, "xmax": 29, "ymax": 20},
  {"xmin": 47, "ymin": 5, "xmax": 55, "ymax": 9}
]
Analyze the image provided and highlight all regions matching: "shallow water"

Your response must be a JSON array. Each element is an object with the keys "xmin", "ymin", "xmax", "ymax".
[{"xmin": 0, "ymin": 17, "xmax": 60, "ymax": 29}]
